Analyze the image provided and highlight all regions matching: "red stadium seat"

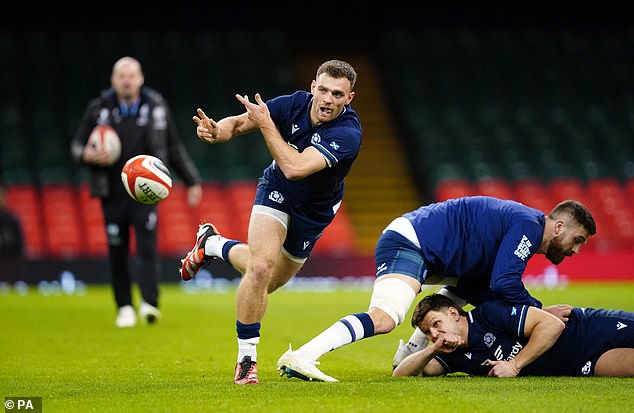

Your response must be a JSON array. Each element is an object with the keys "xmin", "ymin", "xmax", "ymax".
[
  {"xmin": 625, "ymin": 178, "xmax": 634, "ymax": 204},
  {"xmin": 41, "ymin": 183, "xmax": 82, "ymax": 258},
  {"xmin": 225, "ymin": 180, "xmax": 257, "ymax": 241},
  {"xmin": 474, "ymin": 178, "xmax": 514, "ymax": 200},
  {"xmin": 158, "ymin": 183, "xmax": 200, "ymax": 255},
  {"xmin": 195, "ymin": 182, "xmax": 237, "ymax": 239},
  {"xmin": 548, "ymin": 177, "xmax": 584, "ymax": 203},
  {"xmin": 513, "ymin": 178, "xmax": 552, "ymax": 213},
  {"xmin": 77, "ymin": 183, "xmax": 107, "ymax": 257},
  {"xmin": 586, "ymin": 178, "xmax": 634, "ymax": 250},
  {"xmin": 312, "ymin": 204, "xmax": 356, "ymax": 256},
  {"xmin": 6, "ymin": 184, "xmax": 46, "ymax": 258},
  {"xmin": 434, "ymin": 178, "xmax": 474, "ymax": 201}
]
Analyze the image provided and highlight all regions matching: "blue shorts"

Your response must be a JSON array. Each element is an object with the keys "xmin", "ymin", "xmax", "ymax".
[
  {"xmin": 573, "ymin": 308, "xmax": 634, "ymax": 376},
  {"xmin": 253, "ymin": 177, "xmax": 335, "ymax": 259},
  {"xmin": 374, "ymin": 229, "xmax": 494, "ymax": 305},
  {"xmin": 374, "ymin": 230, "xmax": 429, "ymax": 282}
]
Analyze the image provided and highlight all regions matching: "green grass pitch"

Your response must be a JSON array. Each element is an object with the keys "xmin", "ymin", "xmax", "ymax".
[{"xmin": 1, "ymin": 280, "xmax": 633, "ymax": 413}]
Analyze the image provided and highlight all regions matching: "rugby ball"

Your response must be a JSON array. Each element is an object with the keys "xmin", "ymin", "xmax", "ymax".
[
  {"xmin": 88, "ymin": 125, "xmax": 121, "ymax": 165},
  {"xmin": 121, "ymin": 155, "xmax": 172, "ymax": 204}
]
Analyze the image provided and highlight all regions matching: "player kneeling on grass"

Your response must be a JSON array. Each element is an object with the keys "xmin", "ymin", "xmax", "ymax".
[
  {"xmin": 393, "ymin": 293, "xmax": 634, "ymax": 377},
  {"xmin": 277, "ymin": 197, "xmax": 595, "ymax": 382}
]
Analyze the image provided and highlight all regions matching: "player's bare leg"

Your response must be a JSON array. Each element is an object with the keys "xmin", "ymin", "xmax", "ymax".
[
  {"xmin": 237, "ymin": 214, "xmax": 286, "ymax": 323},
  {"xmin": 279, "ymin": 273, "xmax": 420, "ymax": 381},
  {"xmin": 234, "ymin": 214, "xmax": 302, "ymax": 384},
  {"xmin": 595, "ymin": 348, "xmax": 634, "ymax": 376}
]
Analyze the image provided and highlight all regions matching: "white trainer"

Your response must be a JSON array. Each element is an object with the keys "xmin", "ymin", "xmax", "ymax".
[
  {"xmin": 392, "ymin": 339, "xmax": 412, "ymax": 369},
  {"xmin": 116, "ymin": 305, "xmax": 137, "ymax": 328},
  {"xmin": 392, "ymin": 337, "xmax": 429, "ymax": 369},
  {"xmin": 277, "ymin": 344, "xmax": 338, "ymax": 382},
  {"xmin": 139, "ymin": 301, "xmax": 161, "ymax": 325}
]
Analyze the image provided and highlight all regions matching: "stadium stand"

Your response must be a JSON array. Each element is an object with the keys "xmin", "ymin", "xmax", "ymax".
[
  {"xmin": 3, "ymin": 27, "xmax": 634, "ymax": 261},
  {"xmin": 377, "ymin": 27, "xmax": 634, "ymax": 251}
]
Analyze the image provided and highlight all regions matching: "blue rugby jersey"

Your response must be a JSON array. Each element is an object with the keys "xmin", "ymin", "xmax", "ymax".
[
  {"xmin": 404, "ymin": 196, "xmax": 545, "ymax": 306},
  {"xmin": 263, "ymin": 91, "xmax": 362, "ymax": 212},
  {"xmin": 434, "ymin": 300, "xmax": 634, "ymax": 376}
]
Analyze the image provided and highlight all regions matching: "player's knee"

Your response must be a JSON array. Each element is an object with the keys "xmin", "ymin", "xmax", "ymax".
[
  {"xmin": 369, "ymin": 277, "xmax": 417, "ymax": 327},
  {"xmin": 247, "ymin": 257, "xmax": 276, "ymax": 283},
  {"xmin": 367, "ymin": 307, "xmax": 397, "ymax": 334}
]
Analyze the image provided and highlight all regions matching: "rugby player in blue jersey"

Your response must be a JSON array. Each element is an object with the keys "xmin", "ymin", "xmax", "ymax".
[
  {"xmin": 179, "ymin": 60, "xmax": 361, "ymax": 384},
  {"xmin": 393, "ymin": 293, "xmax": 634, "ymax": 377},
  {"xmin": 277, "ymin": 196, "xmax": 596, "ymax": 382}
]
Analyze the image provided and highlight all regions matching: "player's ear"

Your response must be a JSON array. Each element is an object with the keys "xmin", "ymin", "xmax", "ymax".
[
  {"xmin": 346, "ymin": 91, "xmax": 355, "ymax": 105},
  {"xmin": 448, "ymin": 307, "xmax": 459, "ymax": 320},
  {"xmin": 310, "ymin": 80, "xmax": 316, "ymax": 95},
  {"xmin": 554, "ymin": 220, "xmax": 564, "ymax": 235}
]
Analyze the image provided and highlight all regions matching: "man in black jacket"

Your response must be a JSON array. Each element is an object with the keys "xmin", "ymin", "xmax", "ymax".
[{"xmin": 71, "ymin": 56, "xmax": 202, "ymax": 328}]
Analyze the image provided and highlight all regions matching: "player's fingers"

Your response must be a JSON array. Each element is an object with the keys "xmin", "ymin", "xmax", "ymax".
[
  {"xmin": 236, "ymin": 94, "xmax": 250, "ymax": 105},
  {"xmin": 254, "ymin": 93, "xmax": 264, "ymax": 105},
  {"xmin": 193, "ymin": 116, "xmax": 202, "ymax": 125},
  {"xmin": 196, "ymin": 108, "xmax": 208, "ymax": 119},
  {"xmin": 196, "ymin": 125, "xmax": 209, "ymax": 137}
]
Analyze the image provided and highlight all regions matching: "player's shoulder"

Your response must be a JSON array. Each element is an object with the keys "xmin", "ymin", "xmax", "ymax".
[
  {"xmin": 141, "ymin": 87, "xmax": 166, "ymax": 105},
  {"xmin": 473, "ymin": 196, "xmax": 544, "ymax": 221},
  {"xmin": 270, "ymin": 90, "xmax": 310, "ymax": 105},
  {"xmin": 473, "ymin": 299, "xmax": 526, "ymax": 321},
  {"xmin": 94, "ymin": 88, "xmax": 116, "ymax": 107}
]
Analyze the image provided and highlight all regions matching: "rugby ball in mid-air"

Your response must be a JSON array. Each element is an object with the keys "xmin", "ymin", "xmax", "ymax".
[
  {"xmin": 121, "ymin": 155, "xmax": 172, "ymax": 204},
  {"xmin": 88, "ymin": 125, "xmax": 121, "ymax": 165}
]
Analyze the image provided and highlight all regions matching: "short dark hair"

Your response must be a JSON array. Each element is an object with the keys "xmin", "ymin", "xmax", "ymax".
[
  {"xmin": 411, "ymin": 293, "xmax": 467, "ymax": 328},
  {"xmin": 549, "ymin": 200, "xmax": 597, "ymax": 236},
  {"xmin": 316, "ymin": 60, "xmax": 357, "ymax": 89}
]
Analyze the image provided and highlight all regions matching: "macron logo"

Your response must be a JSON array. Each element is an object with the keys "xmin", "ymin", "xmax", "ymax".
[
  {"xmin": 376, "ymin": 263, "xmax": 388, "ymax": 275},
  {"xmin": 513, "ymin": 235, "xmax": 532, "ymax": 261},
  {"xmin": 617, "ymin": 322, "xmax": 628, "ymax": 330},
  {"xmin": 291, "ymin": 124, "xmax": 299, "ymax": 134}
]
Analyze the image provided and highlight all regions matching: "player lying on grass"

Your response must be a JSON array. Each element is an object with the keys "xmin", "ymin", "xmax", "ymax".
[{"xmin": 393, "ymin": 293, "xmax": 634, "ymax": 377}]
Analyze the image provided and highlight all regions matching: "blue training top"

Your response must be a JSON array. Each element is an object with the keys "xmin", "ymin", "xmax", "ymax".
[
  {"xmin": 434, "ymin": 300, "xmax": 634, "ymax": 376},
  {"xmin": 263, "ymin": 91, "xmax": 362, "ymax": 212},
  {"xmin": 404, "ymin": 196, "xmax": 545, "ymax": 306}
]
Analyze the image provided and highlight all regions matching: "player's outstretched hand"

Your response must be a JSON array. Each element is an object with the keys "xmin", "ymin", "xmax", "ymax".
[
  {"xmin": 235, "ymin": 93, "xmax": 272, "ymax": 129},
  {"xmin": 192, "ymin": 108, "xmax": 221, "ymax": 143}
]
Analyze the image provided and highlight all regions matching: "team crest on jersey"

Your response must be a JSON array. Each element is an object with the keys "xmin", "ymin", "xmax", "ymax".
[
  {"xmin": 483, "ymin": 332, "xmax": 496, "ymax": 347},
  {"xmin": 311, "ymin": 133, "xmax": 321, "ymax": 144},
  {"xmin": 268, "ymin": 191, "xmax": 284, "ymax": 203},
  {"xmin": 581, "ymin": 360, "xmax": 592, "ymax": 375},
  {"xmin": 513, "ymin": 235, "xmax": 532, "ymax": 261}
]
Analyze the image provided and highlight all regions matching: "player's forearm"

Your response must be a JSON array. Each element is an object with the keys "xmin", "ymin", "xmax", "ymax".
[
  {"xmin": 393, "ymin": 347, "xmax": 442, "ymax": 377},
  {"xmin": 259, "ymin": 124, "xmax": 311, "ymax": 180},
  {"xmin": 216, "ymin": 115, "xmax": 253, "ymax": 141}
]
